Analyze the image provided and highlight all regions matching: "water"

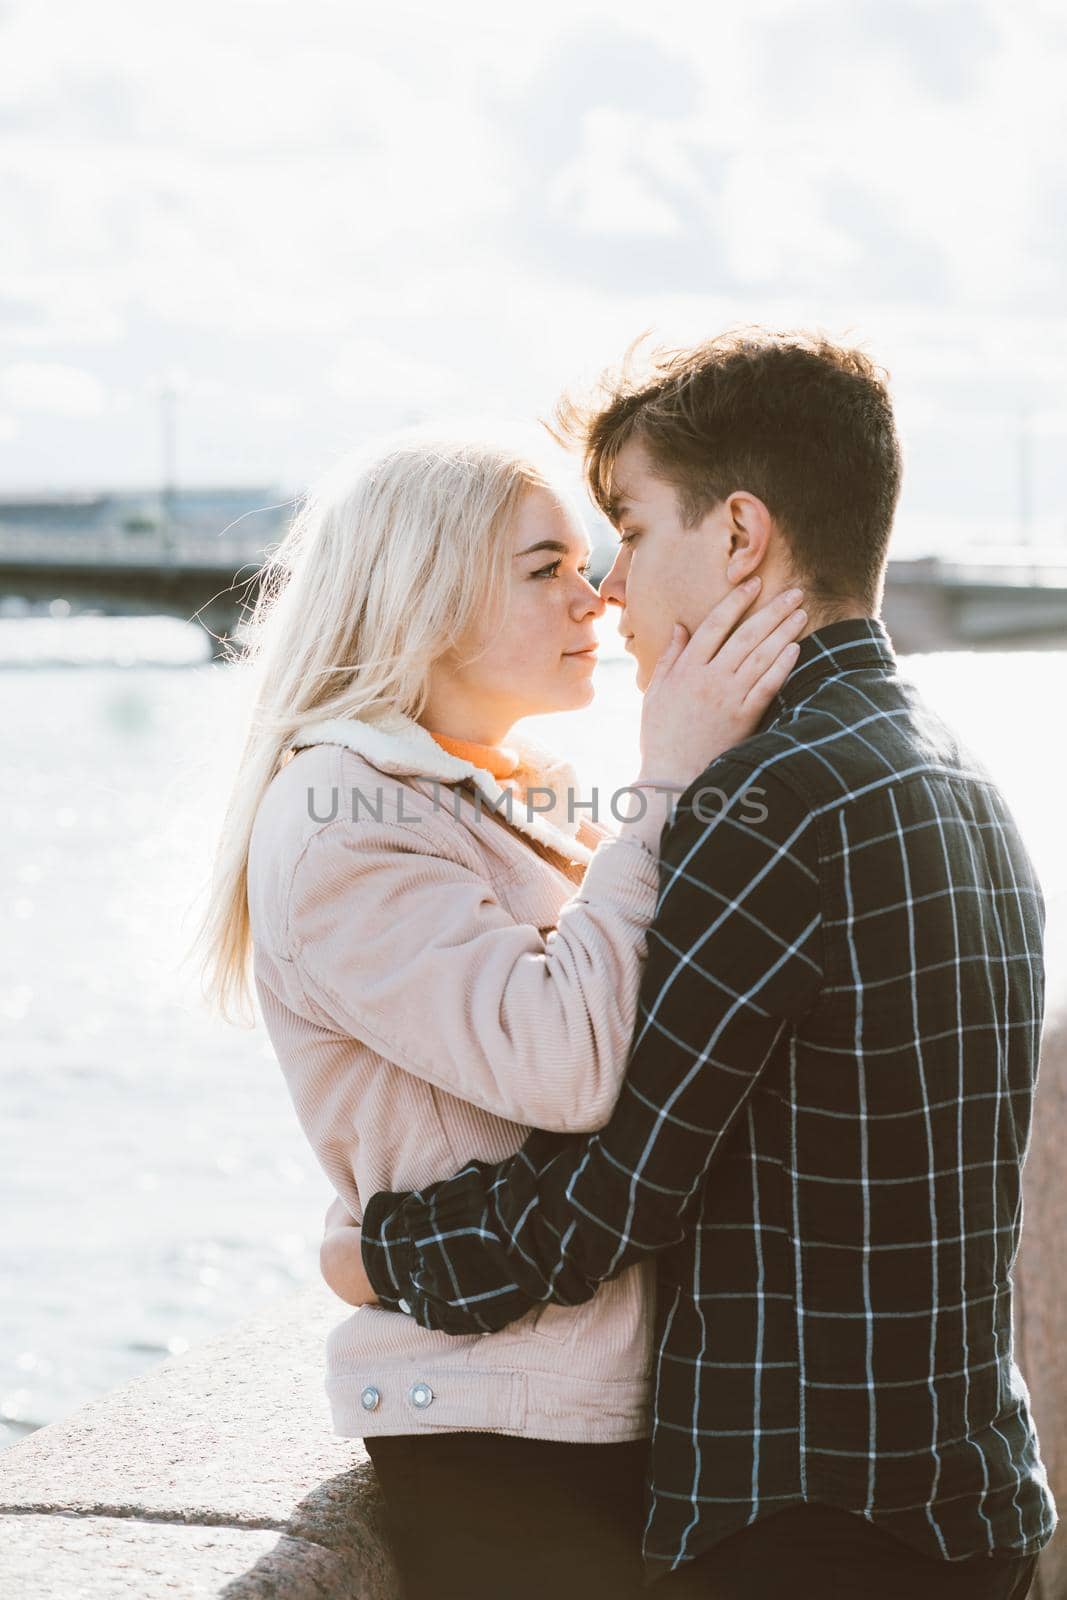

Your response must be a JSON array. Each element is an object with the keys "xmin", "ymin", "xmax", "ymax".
[{"xmin": 1, "ymin": 612, "xmax": 1065, "ymax": 1453}]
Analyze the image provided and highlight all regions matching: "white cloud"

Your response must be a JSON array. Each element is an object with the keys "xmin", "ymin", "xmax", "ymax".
[
  {"xmin": 549, "ymin": 110, "xmax": 686, "ymax": 236},
  {"xmin": 328, "ymin": 337, "xmax": 466, "ymax": 407},
  {"xmin": 0, "ymin": 362, "xmax": 108, "ymax": 417},
  {"xmin": 0, "ymin": 0, "xmax": 1063, "ymax": 525}
]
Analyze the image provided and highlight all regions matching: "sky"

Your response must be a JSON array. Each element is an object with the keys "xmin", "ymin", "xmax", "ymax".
[{"xmin": 1, "ymin": 0, "xmax": 1066, "ymax": 554}]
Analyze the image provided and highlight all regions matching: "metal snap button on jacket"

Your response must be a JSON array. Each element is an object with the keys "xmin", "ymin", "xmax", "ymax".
[
  {"xmin": 409, "ymin": 1382, "xmax": 434, "ymax": 1408},
  {"xmin": 360, "ymin": 1386, "xmax": 381, "ymax": 1411},
  {"xmin": 398, "ymin": 1298, "xmax": 412, "ymax": 1315}
]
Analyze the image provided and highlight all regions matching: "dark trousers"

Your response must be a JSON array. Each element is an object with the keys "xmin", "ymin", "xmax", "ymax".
[
  {"xmin": 659, "ymin": 1502, "xmax": 1038, "ymax": 1599},
  {"xmin": 366, "ymin": 1433, "xmax": 1039, "ymax": 1600},
  {"xmin": 364, "ymin": 1431, "xmax": 650, "ymax": 1599}
]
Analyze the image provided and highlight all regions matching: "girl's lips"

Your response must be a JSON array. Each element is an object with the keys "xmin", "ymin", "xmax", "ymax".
[{"xmin": 564, "ymin": 646, "xmax": 599, "ymax": 657}]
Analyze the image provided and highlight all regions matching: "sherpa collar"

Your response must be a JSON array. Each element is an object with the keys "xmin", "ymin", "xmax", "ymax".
[{"xmin": 290, "ymin": 709, "xmax": 595, "ymax": 866}]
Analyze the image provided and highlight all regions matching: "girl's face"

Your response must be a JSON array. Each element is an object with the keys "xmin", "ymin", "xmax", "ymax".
[{"xmin": 424, "ymin": 485, "xmax": 606, "ymax": 744}]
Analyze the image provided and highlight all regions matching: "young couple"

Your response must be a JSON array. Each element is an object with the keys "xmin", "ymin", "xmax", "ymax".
[{"xmin": 201, "ymin": 329, "xmax": 1055, "ymax": 1598}]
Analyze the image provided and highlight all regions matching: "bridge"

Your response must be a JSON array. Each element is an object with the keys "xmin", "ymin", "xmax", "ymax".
[
  {"xmin": 2, "ymin": 522, "xmax": 1067, "ymax": 657},
  {"xmin": 882, "ymin": 552, "xmax": 1067, "ymax": 652},
  {"xmin": 0, "ymin": 527, "xmax": 277, "ymax": 658}
]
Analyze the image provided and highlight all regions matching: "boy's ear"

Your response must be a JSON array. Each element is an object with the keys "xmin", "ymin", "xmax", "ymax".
[{"xmin": 724, "ymin": 493, "xmax": 773, "ymax": 577}]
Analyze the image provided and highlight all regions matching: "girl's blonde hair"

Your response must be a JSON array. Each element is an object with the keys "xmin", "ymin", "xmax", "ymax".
[{"xmin": 189, "ymin": 429, "xmax": 558, "ymax": 1026}]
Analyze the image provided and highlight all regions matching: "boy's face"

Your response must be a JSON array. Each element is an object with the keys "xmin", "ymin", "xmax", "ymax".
[{"xmin": 597, "ymin": 437, "xmax": 741, "ymax": 691}]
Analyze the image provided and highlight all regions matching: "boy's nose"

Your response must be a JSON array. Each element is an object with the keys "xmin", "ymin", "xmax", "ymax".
[
  {"xmin": 598, "ymin": 562, "xmax": 626, "ymax": 607},
  {"xmin": 598, "ymin": 542, "xmax": 630, "ymax": 603}
]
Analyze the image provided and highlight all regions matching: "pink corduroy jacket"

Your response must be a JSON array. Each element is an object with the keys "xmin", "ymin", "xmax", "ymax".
[{"xmin": 246, "ymin": 709, "xmax": 659, "ymax": 1442}]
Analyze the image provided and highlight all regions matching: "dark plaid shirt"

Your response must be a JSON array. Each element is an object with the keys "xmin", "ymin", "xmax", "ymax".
[{"xmin": 361, "ymin": 618, "xmax": 1057, "ymax": 1583}]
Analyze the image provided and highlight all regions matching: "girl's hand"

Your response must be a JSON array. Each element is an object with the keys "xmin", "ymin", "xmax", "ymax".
[
  {"xmin": 320, "ymin": 1210, "xmax": 379, "ymax": 1306},
  {"xmin": 638, "ymin": 579, "xmax": 806, "ymax": 787}
]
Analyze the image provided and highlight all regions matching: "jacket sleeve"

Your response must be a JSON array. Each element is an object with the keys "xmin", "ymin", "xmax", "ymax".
[
  {"xmin": 360, "ymin": 759, "xmax": 824, "ymax": 1332},
  {"xmin": 285, "ymin": 811, "xmax": 660, "ymax": 1134}
]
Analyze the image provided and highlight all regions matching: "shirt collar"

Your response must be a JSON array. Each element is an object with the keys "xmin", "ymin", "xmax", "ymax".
[
  {"xmin": 426, "ymin": 731, "xmax": 521, "ymax": 782},
  {"xmin": 772, "ymin": 615, "xmax": 897, "ymax": 714}
]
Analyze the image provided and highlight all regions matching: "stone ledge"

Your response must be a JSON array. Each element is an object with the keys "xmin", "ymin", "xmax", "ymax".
[
  {"xmin": 1016, "ymin": 1002, "xmax": 1067, "ymax": 1600},
  {"xmin": 0, "ymin": 1283, "xmax": 401, "ymax": 1598},
  {"xmin": 0, "ymin": 1516, "xmax": 352, "ymax": 1600}
]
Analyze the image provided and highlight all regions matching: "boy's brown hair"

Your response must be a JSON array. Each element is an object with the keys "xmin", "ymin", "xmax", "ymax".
[{"xmin": 552, "ymin": 327, "xmax": 903, "ymax": 611}]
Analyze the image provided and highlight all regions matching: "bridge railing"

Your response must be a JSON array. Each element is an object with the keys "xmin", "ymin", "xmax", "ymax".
[
  {"xmin": 889, "ymin": 550, "xmax": 1067, "ymax": 588},
  {"xmin": 0, "ymin": 527, "xmax": 275, "ymax": 571}
]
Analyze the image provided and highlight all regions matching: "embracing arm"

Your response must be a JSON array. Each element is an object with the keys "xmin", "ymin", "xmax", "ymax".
[
  {"xmin": 289, "ymin": 811, "xmax": 660, "ymax": 1135},
  {"xmin": 320, "ymin": 1193, "xmax": 374, "ymax": 1305},
  {"xmin": 360, "ymin": 759, "xmax": 824, "ymax": 1332}
]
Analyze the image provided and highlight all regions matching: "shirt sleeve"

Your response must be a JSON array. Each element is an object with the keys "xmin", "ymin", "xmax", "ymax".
[{"xmin": 361, "ymin": 758, "xmax": 825, "ymax": 1332}]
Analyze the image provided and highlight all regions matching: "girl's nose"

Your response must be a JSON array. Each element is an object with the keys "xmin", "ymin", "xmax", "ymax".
[{"xmin": 575, "ymin": 578, "xmax": 607, "ymax": 619}]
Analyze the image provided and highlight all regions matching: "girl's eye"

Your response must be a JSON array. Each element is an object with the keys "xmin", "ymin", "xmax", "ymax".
[
  {"xmin": 620, "ymin": 531, "xmax": 640, "ymax": 548},
  {"xmin": 532, "ymin": 561, "xmax": 595, "ymax": 580}
]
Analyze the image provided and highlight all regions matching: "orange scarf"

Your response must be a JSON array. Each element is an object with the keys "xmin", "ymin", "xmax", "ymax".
[{"xmin": 428, "ymin": 731, "xmax": 520, "ymax": 782}]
